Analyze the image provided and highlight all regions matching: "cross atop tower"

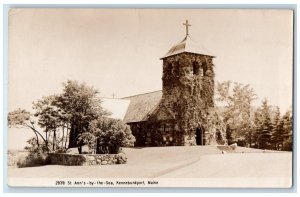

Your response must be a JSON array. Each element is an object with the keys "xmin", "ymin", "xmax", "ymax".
[{"xmin": 183, "ymin": 20, "xmax": 191, "ymax": 36}]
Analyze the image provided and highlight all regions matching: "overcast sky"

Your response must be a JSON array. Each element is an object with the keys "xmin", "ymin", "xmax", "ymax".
[{"xmin": 8, "ymin": 9, "xmax": 293, "ymax": 113}]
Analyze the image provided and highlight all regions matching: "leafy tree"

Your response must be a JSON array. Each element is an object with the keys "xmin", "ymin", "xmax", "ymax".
[
  {"xmin": 9, "ymin": 80, "xmax": 136, "ymax": 155},
  {"xmin": 216, "ymin": 81, "xmax": 257, "ymax": 146},
  {"xmin": 32, "ymin": 94, "xmax": 73, "ymax": 152},
  {"xmin": 8, "ymin": 108, "xmax": 47, "ymax": 148},
  {"xmin": 33, "ymin": 95, "xmax": 61, "ymax": 151},
  {"xmin": 56, "ymin": 80, "xmax": 108, "ymax": 153}
]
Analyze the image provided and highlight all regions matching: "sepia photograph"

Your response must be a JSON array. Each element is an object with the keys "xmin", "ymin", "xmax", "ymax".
[{"xmin": 6, "ymin": 8, "xmax": 293, "ymax": 188}]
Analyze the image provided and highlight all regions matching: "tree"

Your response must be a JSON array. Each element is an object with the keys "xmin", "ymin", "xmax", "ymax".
[
  {"xmin": 32, "ymin": 95, "xmax": 61, "ymax": 151},
  {"xmin": 251, "ymin": 110, "xmax": 262, "ymax": 148},
  {"xmin": 8, "ymin": 108, "xmax": 47, "ymax": 148},
  {"xmin": 56, "ymin": 80, "xmax": 108, "ymax": 153},
  {"xmin": 9, "ymin": 80, "xmax": 136, "ymax": 155},
  {"xmin": 256, "ymin": 99, "xmax": 273, "ymax": 149},
  {"xmin": 225, "ymin": 125, "xmax": 234, "ymax": 145},
  {"xmin": 80, "ymin": 117, "xmax": 135, "ymax": 154},
  {"xmin": 216, "ymin": 81, "xmax": 257, "ymax": 146},
  {"xmin": 282, "ymin": 110, "xmax": 293, "ymax": 151},
  {"xmin": 270, "ymin": 107, "xmax": 284, "ymax": 150}
]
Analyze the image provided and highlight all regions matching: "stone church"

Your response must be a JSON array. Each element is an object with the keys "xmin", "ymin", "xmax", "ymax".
[{"xmin": 104, "ymin": 21, "xmax": 227, "ymax": 146}]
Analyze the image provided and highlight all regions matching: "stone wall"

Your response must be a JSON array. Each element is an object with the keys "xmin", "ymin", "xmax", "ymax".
[
  {"xmin": 48, "ymin": 153, "xmax": 127, "ymax": 166},
  {"xmin": 129, "ymin": 120, "xmax": 183, "ymax": 146}
]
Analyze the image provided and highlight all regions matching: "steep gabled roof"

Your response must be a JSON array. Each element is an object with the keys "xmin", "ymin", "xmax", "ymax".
[
  {"xmin": 161, "ymin": 35, "xmax": 214, "ymax": 59},
  {"xmin": 122, "ymin": 90, "xmax": 162, "ymax": 123}
]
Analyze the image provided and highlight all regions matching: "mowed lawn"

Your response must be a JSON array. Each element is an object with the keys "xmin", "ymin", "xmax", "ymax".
[{"xmin": 8, "ymin": 146, "xmax": 292, "ymax": 179}]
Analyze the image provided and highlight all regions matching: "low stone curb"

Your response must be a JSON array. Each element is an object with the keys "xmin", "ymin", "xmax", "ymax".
[{"xmin": 48, "ymin": 153, "xmax": 127, "ymax": 166}]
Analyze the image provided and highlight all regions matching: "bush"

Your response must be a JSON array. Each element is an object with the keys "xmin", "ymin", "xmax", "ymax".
[
  {"xmin": 95, "ymin": 118, "xmax": 135, "ymax": 154},
  {"xmin": 17, "ymin": 138, "xmax": 50, "ymax": 168},
  {"xmin": 17, "ymin": 151, "xmax": 49, "ymax": 168},
  {"xmin": 236, "ymin": 137, "xmax": 246, "ymax": 147},
  {"xmin": 54, "ymin": 147, "xmax": 68, "ymax": 153},
  {"xmin": 282, "ymin": 138, "xmax": 292, "ymax": 151},
  {"xmin": 80, "ymin": 117, "xmax": 136, "ymax": 154}
]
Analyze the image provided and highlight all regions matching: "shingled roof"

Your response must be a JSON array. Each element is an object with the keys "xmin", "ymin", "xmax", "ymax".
[
  {"xmin": 101, "ymin": 91, "xmax": 227, "ymax": 124},
  {"xmin": 122, "ymin": 90, "xmax": 162, "ymax": 123},
  {"xmin": 161, "ymin": 35, "xmax": 214, "ymax": 59}
]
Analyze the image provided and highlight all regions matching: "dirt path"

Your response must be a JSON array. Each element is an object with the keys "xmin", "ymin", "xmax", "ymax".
[{"xmin": 158, "ymin": 152, "xmax": 292, "ymax": 178}]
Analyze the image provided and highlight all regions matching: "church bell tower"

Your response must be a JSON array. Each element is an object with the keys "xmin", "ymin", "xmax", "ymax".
[{"xmin": 157, "ymin": 20, "xmax": 216, "ymax": 145}]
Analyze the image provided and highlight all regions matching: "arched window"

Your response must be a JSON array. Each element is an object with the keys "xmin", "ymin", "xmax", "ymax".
[
  {"xmin": 167, "ymin": 63, "xmax": 172, "ymax": 73},
  {"xmin": 173, "ymin": 61, "xmax": 180, "ymax": 77},
  {"xmin": 192, "ymin": 62, "xmax": 200, "ymax": 75},
  {"xmin": 164, "ymin": 62, "xmax": 172, "ymax": 74},
  {"xmin": 202, "ymin": 60, "xmax": 208, "ymax": 76}
]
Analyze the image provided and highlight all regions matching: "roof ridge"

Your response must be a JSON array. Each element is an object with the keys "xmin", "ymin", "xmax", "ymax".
[
  {"xmin": 100, "ymin": 97, "xmax": 125, "ymax": 100},
  {"xmin": 122, "ymin": 90, "xmax": 162, "ymax": 99},
  {"xmin": 161, "ymin": 35, "xmax": 214, "ymax": 59}
]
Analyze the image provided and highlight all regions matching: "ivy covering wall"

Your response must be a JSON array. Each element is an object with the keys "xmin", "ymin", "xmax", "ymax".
[{"xmin": 130, "ymin": 53, "xmax": 227, "ymax": 146}]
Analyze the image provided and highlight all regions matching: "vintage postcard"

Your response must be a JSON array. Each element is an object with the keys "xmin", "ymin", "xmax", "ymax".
[{"xmin": 6, "ymin": 8, "xmax": 293, "ymax": 188}]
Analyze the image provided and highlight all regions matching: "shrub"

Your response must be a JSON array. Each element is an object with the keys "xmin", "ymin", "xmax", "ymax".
[
  {"xmin": 54, "ymin": 147, "xmax": 68, "ymax": 153},
  {"xmin": 282, "ymin": 138, "xmax": 292, "ymax": 151},
  {"xmin": 80, "ymin": 117, "xmax": 136, "ymax": 154},
  {"xmin": 95, "ymin": 118, "xmax": 135, "ymax": 154},
  {"xmin": 17, "ymin": 151, "xmax": 49, "ymax": 168},
  {"xmin": 236, "ymin": 137, "xmax": 246, "ymax": 147},
  {"xmin": 17, "ymin": 138, "xmax": 50, "ymax": 168}
]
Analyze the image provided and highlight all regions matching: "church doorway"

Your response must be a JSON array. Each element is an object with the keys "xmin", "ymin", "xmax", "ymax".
[{"xmin": 196, "ymin": 127, "xmax": 204, "ymax": 145}]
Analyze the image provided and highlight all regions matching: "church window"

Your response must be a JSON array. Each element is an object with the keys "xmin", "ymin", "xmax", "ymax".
[
  {"xmin": 160, "ymin": 124, "xmax": 166, "ymax": 133},
  {"xmin": 202, "ymin": 61, "xmax": 208, "ymax": 76},
  {"xmin": 168, "ymin": 63, "xmax": 173, "ymax": 74},
  {"xmin": 173, "ymin": 61, "xmax": 180, "ymax": 77},
  {"xmin": 193, "ymin": 62, "xmax": 200, "ymax": 75},
  {"xmin": 164, "ymin": 123, "xmax": 172, "ymax": 134}
]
